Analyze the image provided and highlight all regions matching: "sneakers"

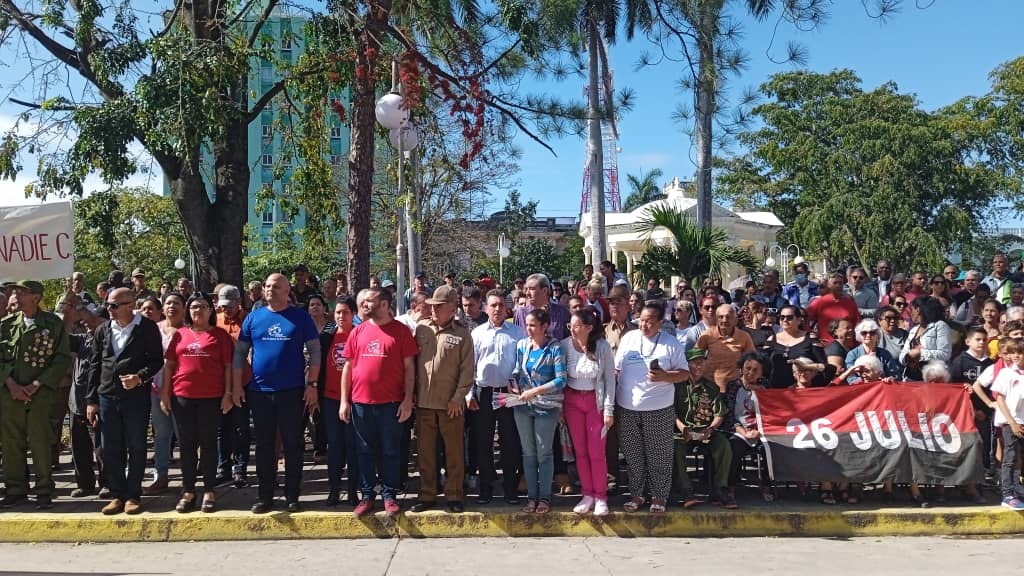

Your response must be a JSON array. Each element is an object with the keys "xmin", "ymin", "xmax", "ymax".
[
  {"xmin": 1001, "ymin": 496, "xmax": 1024, "ymax": 510},
  {"xmin": 593, "ymin": 499, "xmax": 610, "ymax": 517},
  {"xmin": 573, "ymin": 496, "xmax": 595, "ymax": 514},
  {"xmin": 353, "ymin": 499, "xmax": 375, "ymax": 517},
  {"xmin": 383, "ymin": 498, "xmax": 401, "ymax": 515}
]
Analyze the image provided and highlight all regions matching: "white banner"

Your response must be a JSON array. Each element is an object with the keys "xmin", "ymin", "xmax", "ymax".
[{"xmin": 0, "ymin": 202, "xmax": 74, "ymax": 282}]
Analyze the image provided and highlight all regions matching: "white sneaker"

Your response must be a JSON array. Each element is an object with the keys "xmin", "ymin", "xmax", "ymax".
[
  {"xmin": 573, "ymin": 496, "xmax": 595, "ymax": 514},
  {"xmin": 593, "ymin": 499, "xmax": 609, "ymax": 517}
]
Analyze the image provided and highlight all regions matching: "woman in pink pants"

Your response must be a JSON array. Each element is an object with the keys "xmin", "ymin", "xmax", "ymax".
[{"xmin": 561, "ymin": 309, "xmax": 617, "ymax": 516}]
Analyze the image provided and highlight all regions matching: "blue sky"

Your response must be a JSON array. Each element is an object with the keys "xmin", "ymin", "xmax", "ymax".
[
  {"xmin": 509, "ymin": 1, "xmax": 1024, "ymax": 225},
  {"xmin": 1, "ymin": 1, "xmax": 1022, "ymax": 230}
]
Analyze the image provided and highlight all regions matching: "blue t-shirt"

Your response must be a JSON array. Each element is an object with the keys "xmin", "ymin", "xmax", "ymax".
[{"xmin": 239, "ymin": 305, "xmax": 319, "ymax": 392}]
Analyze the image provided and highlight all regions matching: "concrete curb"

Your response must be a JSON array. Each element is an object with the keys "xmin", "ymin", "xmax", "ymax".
[{"xmin": 2, "ymin": 507, "xmax": 1023, "ymax": 541}]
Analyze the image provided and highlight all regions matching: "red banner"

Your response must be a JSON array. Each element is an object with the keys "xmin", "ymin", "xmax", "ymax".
[{"xmin": 754, "ymin": 381, "xmax": 984, "ymax": 484}]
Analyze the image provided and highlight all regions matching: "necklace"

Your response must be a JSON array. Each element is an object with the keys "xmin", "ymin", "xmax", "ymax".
[{"xmin": 640, "ymin": 333, "xmax": 661, "ymax": 357}]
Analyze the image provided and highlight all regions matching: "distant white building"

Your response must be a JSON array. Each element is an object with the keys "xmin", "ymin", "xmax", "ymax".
[{"xmin": 578, "ymin": 177, "xmax": 784, "ymax": 283}]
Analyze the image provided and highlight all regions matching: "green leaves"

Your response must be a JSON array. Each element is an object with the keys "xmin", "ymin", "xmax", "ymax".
[
  {"xmin": 719, "ymin": 68, "xmax": 1017, "ymax": 272},
  {"xmin": 634, "ymin": 204, "xmax": 758, "ymax": 284}
]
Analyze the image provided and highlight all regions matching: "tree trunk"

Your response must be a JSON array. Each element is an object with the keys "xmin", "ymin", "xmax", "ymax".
[
  {"xmin": 694, "ymin": 1, "xmax": 720, "ymax": 231},
  {"xmin": 587, "ymin": 16, "xmax": 607, "ymax": 267},
  {"xmin": 346, "ymin": 3, "xmax": 392, "ymax": 292}
]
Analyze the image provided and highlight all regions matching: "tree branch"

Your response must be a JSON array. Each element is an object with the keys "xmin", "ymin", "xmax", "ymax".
[
  {"xmin": 381, "ymin": 21, "xmax": 555, "ymax": 156},
  {"xmin": 248, "ymin": 0, "xmax": 280, "ymax": 48},
  {"xmin": 0, "ymin": 0, "xmax": 80, "ymax": 70},
  {"xmin": 9, "ymin": 97, "xmax": 80, "ymax": 111}
]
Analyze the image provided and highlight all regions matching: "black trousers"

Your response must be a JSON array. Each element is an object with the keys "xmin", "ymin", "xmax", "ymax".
[
  {"xmin": 248, "ymin": 387, "xmax": 305, "ymax": 503},
  {"xmin": 171, "ymin": 396, "xmax": 221, "ymax": 493},
  {"xmin": 471, "ymin": 387, "xmax": 522, "ymax": 497},
  {"xmin": 217, "ymin": 404, "xmax": 251, "ymax": 476},
  {"xmin": 70, "ymin": 413, "xmax": 103, "ymax": 491}
]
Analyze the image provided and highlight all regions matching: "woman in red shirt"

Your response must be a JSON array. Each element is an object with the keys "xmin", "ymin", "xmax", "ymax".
[
  {"xmin": 317, "ymin": 296, "xmax": 358, "ymax": 506},
  {"xmin": 160, "ymin": 292, "xmax": 235, "ymax": 513}
]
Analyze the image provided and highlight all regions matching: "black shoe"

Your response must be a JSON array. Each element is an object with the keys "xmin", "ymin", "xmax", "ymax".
[
  {"xmin": 251, "ymin": 500, "xmax": 273, "ymax": 514},
  {"xmin": 98, "ymin": 487, "xmax": 111, "ymax": 499},
  {"xmin": 476, "ymin": 492, "xmax": 493, "ymax": 505},
  {"xmin": 347, "ymin": 493, "xmax": 360, "ymax": 507},
  {"xmin": 70, "ymin": 488, "xmax": 95, "ymax": 498},
  {"xmin": 505, "ymin": 496, "xmax": 520, "ymax": 506},
  {"xmin": 447, "ymin": 501, "xmax": 465, "ymax": 513},
  {"xmin": 233, "ymin": 473, "xmax": 248, "ymax": 488},
  {"xmin": 0, "ymin": 494, "xmax": 27, "ymax": 508},
  {"xmin": 410, "ymin": 501, "xmax": 435, "ymax": 513},
  {"xmin": 35, "ymin": 494, "xmax": 53, "ymax": 510},
  {"xmin": 326, "ymin": 491, "xmax": 341, "ymax": 507},
  {"xmin": 286, "ymin": 501, "xmax": 302, "ymax": 513}
]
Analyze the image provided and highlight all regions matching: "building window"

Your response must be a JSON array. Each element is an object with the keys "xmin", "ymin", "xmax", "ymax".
[
  {"xmin": 261, "ymin": 153, "xmax": 272, "ymax": 166},
  {"xmin": 261, "ymin": 206, "xmax": 274, "ymax": 226},
  {"xmin": 281, "ymin": 156, "xmax": 292, "ymax": 167},
  {"xmin": 330, "ymin": 126, "xmax": 342, "ymax": 139},
  {"xmin": 330, "ymin": 154, "xmax": 340, "ymax": 166},
  {"xmin": 282, "ymin": 37, "xmax": 292, "ymax": 51},
  {"xmin": 262, "ymin": 237, "xmax": 273, "ymax": 253},
  {"xmin": 260, "ymin": 65, "xmax": 273, "ymax": 83},
  {"xmin": 262, "ymin": 125, "xmax": 273, "ymax": 139}
]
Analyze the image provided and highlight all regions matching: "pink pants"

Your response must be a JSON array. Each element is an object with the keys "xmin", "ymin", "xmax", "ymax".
[{"xmin": 563, "ymin": 387, "xmax": 607, "ymax": 499}]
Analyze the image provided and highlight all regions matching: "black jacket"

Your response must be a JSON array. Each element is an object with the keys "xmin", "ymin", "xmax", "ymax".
[{"xmin": 86, "ymin": 316, "xmax": 164, "ymax": 404}]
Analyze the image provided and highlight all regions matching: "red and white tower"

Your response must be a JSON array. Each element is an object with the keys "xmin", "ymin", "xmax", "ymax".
[{"xmin": 580, "ymin": 69, "xmax": 622, "ymax": 215}]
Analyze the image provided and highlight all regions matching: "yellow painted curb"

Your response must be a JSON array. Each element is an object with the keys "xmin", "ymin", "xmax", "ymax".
[{"xmin": 1, "ymin": 507, "xmax": 1023, "ymax": 541}]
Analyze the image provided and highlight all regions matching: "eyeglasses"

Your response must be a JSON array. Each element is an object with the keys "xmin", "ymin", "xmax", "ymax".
[
  {"xmin": 701, "ymin": 305, "xmax": 715, "ymax": 310},
  {"xmin": 882, "ymin": 315, "xmax": 899, "ymax": 321},
  {"xmin": 893, "ymin": 302, "xmax": 907, "ymax": 307},
  {"xmin": 105, "ymin": 301, "xmax": 130, "ymax": 309},
  {"xmin": 860, "ymin": 331, "xmax": 877, "ymax": 336},
  {"xmin": 779, "ymin": 314, "xmax": 795, "ymax": 321}
]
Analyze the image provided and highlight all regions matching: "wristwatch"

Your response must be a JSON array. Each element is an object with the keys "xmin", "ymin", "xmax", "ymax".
[{"xmin": 306, "ymin": 381, "xmax": 318, "ymax": 388}]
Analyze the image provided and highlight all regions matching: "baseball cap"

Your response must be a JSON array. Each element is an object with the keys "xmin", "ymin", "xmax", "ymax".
[
  {"xmin": 10, "ymin": 280, "xmax": 43, "ymax": 295},
  {"xmin": 381, "ymin": 279, "xmax": 395, "ymax": 288},
  {"xmin": 686, "ymin": 348, "xmax": 708, "ymax": 362},
  {"xmin": 426, "ymin": 285, "xmax": 459, "ymax": 306},
  {"xmin": 131, "ymin": 268, "xmax": 146, "ymax": 278},
  {"xmin": 217, "ymin": 285, "xmax": 242, "ymax": 307}
]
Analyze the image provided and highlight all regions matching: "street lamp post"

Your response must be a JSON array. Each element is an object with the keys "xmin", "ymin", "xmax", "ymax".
[
  {"xmin": 764, "ymin": 244, "xmax": 803, "ymax": 284},
  {"xmin": 173, "ymin": 246, "xmax": 197, "ymax": 286},
  {"xmin": 498, "ymin": 233, "xmax": 510, "ymax": 286}
]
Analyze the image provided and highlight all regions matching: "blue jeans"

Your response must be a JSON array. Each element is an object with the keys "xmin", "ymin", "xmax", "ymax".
[
  {"xmin": 149, "ymin": 393, "xmax": 174, "ymax": 478},
  {"xmin": 513, "ymin": 406, "xmax": 561, "ymax": 502},
  {"xmin": 322, "ymin": 397, "xmax": 359, "ymax": 495},
  {"xmin": 218, "ymin": 403, "xmax": 251, "ymax": 476},
  {"xmin": 351, "ymin": 402, "xmax": 403, "ymax": 501},
  {"xmin": 248, "ymin": 387, "xmax": 305, "ymax": 503},
  {"xmin": 100, "ymin": 392, "xmax": 151, "ymax": 501}
]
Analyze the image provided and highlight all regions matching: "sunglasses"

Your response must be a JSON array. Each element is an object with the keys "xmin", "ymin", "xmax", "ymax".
[
  {"xmin": 779, "ymin": 314, "xmax": 795, "ymax": 321},
  {"xmin": 701, "ymin": 305, "xmax": 715, "ymax": 310},
  {"xmin": 860, "ymin": 331, "xmax": 877, "ymax": 336},
  {"xmin": 106, "ymin": 301, "xmax": 131, "ymax": 309},
  {"xmin": 894, "ymin": 302, "xmax": 907, "ymax": 307},
  {"xmin": 882, "ymin": 315, "xmax": 899, "ymax": 321}
]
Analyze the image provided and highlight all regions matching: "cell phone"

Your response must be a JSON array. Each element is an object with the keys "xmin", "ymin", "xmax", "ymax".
[{"xmin": 649, "ymin": 359, "xmax": 660, "ymax": 371}]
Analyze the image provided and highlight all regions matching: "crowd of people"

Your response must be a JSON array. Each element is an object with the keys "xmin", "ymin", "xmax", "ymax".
[{"xmin": 1, "ymin": 253, "xmax": 1023, "ymax": 516}]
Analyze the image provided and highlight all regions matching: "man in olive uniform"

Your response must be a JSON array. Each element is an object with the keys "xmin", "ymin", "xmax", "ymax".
[
  {"xmin": 671, "ymin": 347, "xmax": 732, "ymax": 510},
  {"xmin": 0, "ymin": 280, "xmax": 71, "ymax": 509}
]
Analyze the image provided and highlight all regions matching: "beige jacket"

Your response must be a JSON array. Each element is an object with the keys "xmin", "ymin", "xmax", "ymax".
[{"xmin": 414, "ymin": 318, "xmax": 475, "ymax": 410}]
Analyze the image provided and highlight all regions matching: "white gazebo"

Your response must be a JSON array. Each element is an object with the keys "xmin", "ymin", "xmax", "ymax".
[{"xmin": 578, "ymin": 177, "xmax": 784, "ymax": 284}]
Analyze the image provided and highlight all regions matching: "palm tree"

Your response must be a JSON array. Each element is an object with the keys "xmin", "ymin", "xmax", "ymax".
[
  {"xmin": 622, "ymin": 167, "xmax": 665, "ymax": 211},
  {"xmin": 634, "ymin": 204, "xmax": 759, "ymax": 285}
]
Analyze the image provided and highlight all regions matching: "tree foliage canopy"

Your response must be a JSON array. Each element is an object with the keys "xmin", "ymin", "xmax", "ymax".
[{"xmin": 716, "ymin": 69, "xmax": 1019, "ymax": 272}]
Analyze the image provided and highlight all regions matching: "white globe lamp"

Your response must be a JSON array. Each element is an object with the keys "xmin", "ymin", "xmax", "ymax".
[{"xmin": 375, "ymin": 93, "xmax": 408, "ymax": 129}]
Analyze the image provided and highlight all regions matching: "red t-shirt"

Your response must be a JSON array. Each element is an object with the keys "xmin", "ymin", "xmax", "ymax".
[
  {"xmin": 341, "ymin": 319, "xmax": 418, "ymax": 404},
  {"xmin": 165, "ymin": 326, "xmax": 234, "ymax": 399},
  {"xmin": 323, "ymin": 329, "xmax": 350, "ymax": 401},
  {"xmin": 807, "ymin": 294, "xmax": 861, "ymax": 344}
]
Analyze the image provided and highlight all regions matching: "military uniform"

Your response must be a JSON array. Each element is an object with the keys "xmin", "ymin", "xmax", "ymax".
[
  {"xmin": 0, "ymin": 297, "xmax": 71, "ymax": 498},
  {"xmin": 671, "ymin": 374, "xmax": 732, "ymax": 500}
]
